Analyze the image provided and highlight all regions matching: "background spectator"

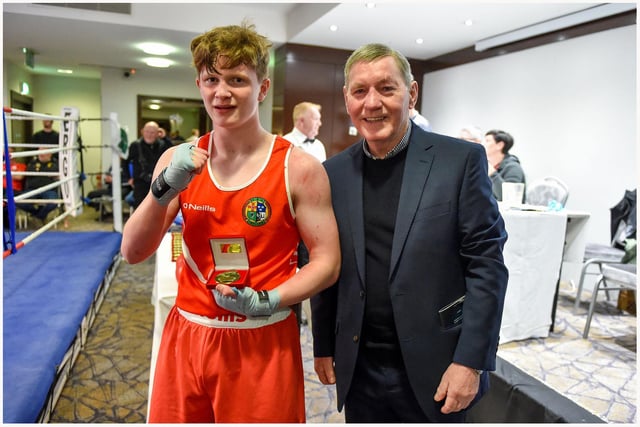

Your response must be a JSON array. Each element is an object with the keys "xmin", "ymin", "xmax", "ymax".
[
  {"xmin": 483, "ymin": 129, "xmax": 526, "ymax": 201},
  {"xmin": 124, "ymin": 121, "xmax": 172, "ymax": 209},
  {"xmin": 283, "ymin": 101, "xmax": 327, "ymax": 162}
]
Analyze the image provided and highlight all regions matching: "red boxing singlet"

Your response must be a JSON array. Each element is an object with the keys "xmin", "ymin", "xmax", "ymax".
[{"xmin": 174, "ymin": 133, "xmax": 299, "ymax": 318}]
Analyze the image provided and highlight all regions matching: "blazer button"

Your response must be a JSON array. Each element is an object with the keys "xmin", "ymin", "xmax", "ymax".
[
  {"xmin": 359, "ymin": 291, "xmax": 365, "ymax": 298},
  {"xmin": 353, "ymin": 335, "xmax": 359, "ymax": 343}
]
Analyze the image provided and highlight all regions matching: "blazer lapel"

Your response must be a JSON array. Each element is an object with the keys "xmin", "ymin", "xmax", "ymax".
[
  {"xmin": 345, "ymin": 145, "xmax": 367, "ymax": 288},
  {"xmin": 389, "ymin": 132, "xmax": 434, "ymax": 278}
]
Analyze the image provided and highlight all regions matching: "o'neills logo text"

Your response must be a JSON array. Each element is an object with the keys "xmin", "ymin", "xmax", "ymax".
[{"xmin": 182, "ymin": 202, "xmax": 216, "ymax": 212}]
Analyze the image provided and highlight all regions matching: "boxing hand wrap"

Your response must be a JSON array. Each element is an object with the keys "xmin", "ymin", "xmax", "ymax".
[
  {"xmin": 151, "ymin": 169, "xmax": 180, "ymax": 205},
  {"xmin": 213, "ymin": 287, "xmax": 281, "ymax": 317},
  {"xmin": 151, "ymin": 144, "xmax": 197, "ymax": 206}
]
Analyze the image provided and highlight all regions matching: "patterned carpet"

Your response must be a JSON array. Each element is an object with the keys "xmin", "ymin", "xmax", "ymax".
[
  {"xmin": 498, "ymin": 283, "xmax": 637, "ymax": 423},
  {"xmin": 37, "ymin": 209, "xmax": 636, "ymax": 423},
  {"xmin": 49, "ymin": 255, "xmax": 155, "ymax": 423}
]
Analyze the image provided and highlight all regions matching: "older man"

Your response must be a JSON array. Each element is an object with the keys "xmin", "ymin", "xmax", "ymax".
[
  {"xmin": 311, "ymin": 43, "xmax": 508, "ymax": 423},
  {"xmin": 283, "ymin": 101, "xmax": 326, "ymax": 162},
  {"xmin": 125, "ymin": 121, "xmax": 172, "ymax": 208}
]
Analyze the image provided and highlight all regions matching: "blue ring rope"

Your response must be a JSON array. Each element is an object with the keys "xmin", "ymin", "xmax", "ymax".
[{"xmin": 3, "ymin": 110, "xmax": 18, "ymax": 254}]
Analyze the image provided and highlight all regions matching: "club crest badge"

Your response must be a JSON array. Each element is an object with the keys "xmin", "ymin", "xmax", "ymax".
[{"xmin": 242, "ymin": 197, "xmax": 271, "ymax": 226}]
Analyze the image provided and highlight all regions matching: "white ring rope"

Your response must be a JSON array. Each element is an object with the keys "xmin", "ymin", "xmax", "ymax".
[
  {"xmin": 3, "ymin": 107, "xmax": 125, "ymax": 257},
  {"xmin": 4, "ymin": 107, "xmax": 70, "ymax": 121}
]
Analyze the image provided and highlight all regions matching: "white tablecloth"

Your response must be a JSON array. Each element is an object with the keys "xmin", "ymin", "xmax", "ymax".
[
  {"xmin": 148, "ymin": 232, "xmax": 179, "ymax": 410},
  {"xmin": 498, "ymin": 207, "xmax": 589, "ymax": 344},
  {"xmin": 560, "ymin": 211, "xmax": 591, "ymax": 284}
]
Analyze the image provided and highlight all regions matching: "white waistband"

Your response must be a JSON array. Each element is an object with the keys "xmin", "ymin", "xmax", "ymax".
[{"xmin": 177, "ymin": 307, "xmax": 291, "ymax": 329}]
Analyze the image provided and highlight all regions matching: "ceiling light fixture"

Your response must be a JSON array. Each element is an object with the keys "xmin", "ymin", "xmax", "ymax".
[
  {"xmin": 464, "ymin": 19, "xmax": 473, "ymax": 26},
  {"xmin": 365, "ymin": 3, "xmax": 376, "ymax": 9},
  {"xmin": 144, "ymin": 57, "xmax": 172, "ymax": 68},
  {"xmin": 416, "ymin": 38, "xmax": 424, "ymax": 45},
  {"xmin": 138, "ymin": 42, "xmax": 175, "ymax": 56},
  {"xmin": 23, "ymin": 47, "xmax": 34, "ymax": 69},
  {"xmin": 149, "ymin": 104, "xmax": 161, "ymax": 110},
  {"xmin": 329, "ymin": 24, "xmax": 338, "ymax": 32},
  {"xmin": 57, "ymin": 69, "xmax": 73, "ymax": 74},
  {"xmin": 475, "ymin": 3, "xmax": 635, "ymax": 52}
]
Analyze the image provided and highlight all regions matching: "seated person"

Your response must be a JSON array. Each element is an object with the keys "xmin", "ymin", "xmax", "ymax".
[
  {"xmin": 86, "ymin": 166, "xmax": 132, "ymax": 218},
  {"xmin": 3, "ymin": 147, "xmax": 26, "ymax": 194},
  {"xmin": 3, "ymin": 147, "xmax": 27, "ymax": 229},
  {"xmin": 17, "ymin": 147, "xmax": 60, "ymax": 222},
  {"xmin": 458, "ymin": 125, "xmax": 483, "ymax": 144},
  {"xmin": 483, "ymin": 129, "xmax": 526, "ymax": 201}
]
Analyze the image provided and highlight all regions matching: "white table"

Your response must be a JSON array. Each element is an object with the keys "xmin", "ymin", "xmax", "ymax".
[
  {"xmin": 499, "ymin": 208, "xmax": 567, "ymax": 343},
  {"xmin": 498, "ymin": 206, "xmax": 590, "ymax": 344},
  {"xmin": 148, "ymin": 232, "xmax": 180, "ymax": 411},
  {"xmin": 559, "ymin": 211, "xmax": 591, "ymax": 284}
]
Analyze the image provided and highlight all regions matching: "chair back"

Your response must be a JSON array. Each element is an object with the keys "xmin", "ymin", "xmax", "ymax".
[{"xmin": 525, "ymin": 176, "xmax": 569, "ymax": 207}]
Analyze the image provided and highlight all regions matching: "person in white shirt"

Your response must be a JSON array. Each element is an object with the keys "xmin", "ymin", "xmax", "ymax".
[
  {"xmin": 283, "ymin": 102, "xmax": 327, "ymax": 162},
  {"xmin": 283, "ymin": 101, "xmax": 327, "ymax": 329},
  {"xmin": 410, "ymin": 107, "xmax": 432, "ymax": 132}
]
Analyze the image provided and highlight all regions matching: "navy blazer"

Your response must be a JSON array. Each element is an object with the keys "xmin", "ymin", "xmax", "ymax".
[{"xmin": 311, "ymin": 124, "xmax": 508, "ymax": 421}]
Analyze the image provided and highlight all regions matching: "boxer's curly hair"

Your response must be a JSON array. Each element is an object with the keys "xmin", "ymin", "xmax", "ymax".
[{"xmin": 190, "ymin": 20, "xmax": 272, "ymax": 81}]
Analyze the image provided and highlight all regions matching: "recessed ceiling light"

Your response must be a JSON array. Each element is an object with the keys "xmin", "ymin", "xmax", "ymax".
[
  {"xmin": 144, "ymin": 57, "xmax": 172, "ymax": 68},
  {"xmin": 57, "ymin": 69, "xmax": 73, "ymax": 74},
  {"xmin": 138, "ymin": 42, "xmax": 175, "ymax": 56},
  {"xmin": 149, "ymin": 104, "xmax": 161, "ymax": 110},
  {"xmin": 415, "ymin": 38, "xmax": 424, "ymax": 45},
  {"xmin": 365, "ymin": 3, "xmax": 376, "ymax": 8},
  {"xmin": 464, "ymin": 19, "xmax": 474, "ymax": 26},
  {"xmin": 329, "ymin": 24, "xmax": 338, "ymax": 32}
]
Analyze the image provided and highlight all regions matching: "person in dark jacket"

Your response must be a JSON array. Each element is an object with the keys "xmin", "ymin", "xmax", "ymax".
[
  {"xmin": 483, "ymin": 129, "xmax": 526, "ymax": 201},
  {"xmin": 311, "ymin": 43, "xmax": 508, "ymax": 423},
  {"xmin": 124, "ymin": 121, "xmax": 172, "ymax": 208}
]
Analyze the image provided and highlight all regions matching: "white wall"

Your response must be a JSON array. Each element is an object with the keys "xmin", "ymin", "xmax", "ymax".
[
  {"xmin": 3, "ymin": 61, "xmax": 36, "ymax": 144},
  {"xmin": 423, "ymin": 25, "xmax": 637, "ymax": 251},
  {"xmin": 99, "ymin": 63, "xmax": 274, "ymax": 171},
  {"xmin": 34, "ymin": 75, "xmax": 103, "ymax": 195}
]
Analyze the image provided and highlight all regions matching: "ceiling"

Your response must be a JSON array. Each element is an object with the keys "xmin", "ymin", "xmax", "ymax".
[{"xmin": 2, "ymin": 1, "xmax": 630, "ymax": 83}]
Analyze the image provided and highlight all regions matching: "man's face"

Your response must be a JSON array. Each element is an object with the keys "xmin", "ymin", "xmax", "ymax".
[
  {"xmin": 483, "ymin": 134, "xmax": 502, "ymax": 156},
  {"xmin": 196, "ymin": 56, "xmax": 269, "ymax": 131},
  {"xmin": 343, "ymin": 56, "xmax": 416, "ymax": 149},
  {"xmin": 142, "ymin": 125, "xmax": 159, "ymax": 143},
  {"xmin": 37, "ymin": 149, "xmax": 52, "ymax": 162},
  {"xmin": 300, "ymin": 107, "xmax": 322, "ymax": 139}
]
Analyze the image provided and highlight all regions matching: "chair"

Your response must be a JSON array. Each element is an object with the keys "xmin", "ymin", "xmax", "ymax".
[
  {"xmin": 573, "ymin": 244, "xmax": 625, "ymax": 309},
  {"xmin": 15, "ymin": 210, "xmax": 28, "ymax": 229},
  {"xmin": 574, "ymin": 189, "xmax": 636, "ymax": 310},
  {"xmin": 582, "ymin": 263, "xmax": 636, "ymax": 338},
  {"xmin": 525, "ymin": 176, "xmax": 569, "ymax": 207}
]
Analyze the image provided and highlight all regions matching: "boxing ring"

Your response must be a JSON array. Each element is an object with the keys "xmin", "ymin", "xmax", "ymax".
[{"xmin": 2, "ymin": 107, "xmax": 125, "ymax": 422}]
